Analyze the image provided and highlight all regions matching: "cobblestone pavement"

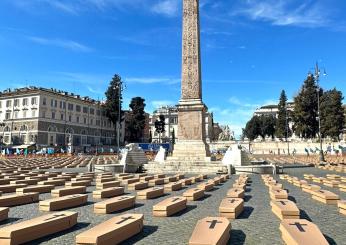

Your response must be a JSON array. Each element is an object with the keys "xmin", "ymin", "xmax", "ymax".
[{"xmin": 0, "ymin": 167, "xmax": 345, "ymax": 245}]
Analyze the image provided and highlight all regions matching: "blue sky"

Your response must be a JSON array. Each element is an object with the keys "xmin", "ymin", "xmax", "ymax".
[{"xmin": 1, "ymin": 0, "xmax": 346, "ymax": 137}]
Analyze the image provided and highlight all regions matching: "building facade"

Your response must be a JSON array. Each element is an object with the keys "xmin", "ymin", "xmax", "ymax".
[
  {"xmin": 149, "ymin": 105, "xmax": 216, "ymax": 143},
  {"xmin": 0, "ymin": 87, "xmax": 122, "ymax": 152}
]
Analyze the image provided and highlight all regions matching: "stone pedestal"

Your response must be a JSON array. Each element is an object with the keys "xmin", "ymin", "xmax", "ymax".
[{"xmin": 170, "ymin": 100, "xmax": 210, "ymax": 162}]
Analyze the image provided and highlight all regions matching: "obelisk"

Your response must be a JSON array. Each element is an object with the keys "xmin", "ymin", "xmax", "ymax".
[{"xmin": 172, "ymin": 0, "xmax": 211, "ymax": 161}]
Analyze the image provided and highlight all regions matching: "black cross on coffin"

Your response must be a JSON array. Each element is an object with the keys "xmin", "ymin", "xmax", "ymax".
[
  {"xmin": 206, "ymin": 220, "xmax": 222, "ymax": 229},
  {"xmin": 228, "ymin": 199, "xmax": 236, "ymax": 204},
  {"xmin": 118, "ymin": 196, "xmax": 129, "ymax": 200},
  {"xmin": 171, "ymin": 198, "xmax": 181, "ymax": 202},
  {"xmin": 116, "ymin": 216, "xmax": 135, "ymax": 225},
  {"xmin": 290, "ymin": 222, "xmax": 307, "ymax": 232},
  {"xmin": 44, "ymin": 214, "xmax": 66, "ymax": 221},
  {"xmin": 279, "ymin": 201, "xmax": 286, "ymax": 205}
]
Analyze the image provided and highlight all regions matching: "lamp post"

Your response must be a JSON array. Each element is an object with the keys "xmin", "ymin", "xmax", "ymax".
[
  {"xmin": 313, "ymin": 62, "xmax": 327, "ymax": 163},
  {"xmin": 113, "ymin": 81, "xmax": 125, "ymax": 157},
  {"xmin": 285, "ymin": 107, "xmax": 290, "ymax": 155},
  {"xmin": 0, "ymin": 122, "xmax": 5, "ymax": 155}
]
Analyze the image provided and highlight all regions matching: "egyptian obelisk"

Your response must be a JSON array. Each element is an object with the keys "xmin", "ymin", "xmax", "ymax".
[{"xmin": 172, "ymin": 0, "xmax": 211, "ymax": 161}]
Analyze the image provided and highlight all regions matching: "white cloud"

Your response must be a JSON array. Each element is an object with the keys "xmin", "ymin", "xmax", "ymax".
[
  {"xmin": 151, "ymin": 0, "xmax": 179, "ymax": 17},
  {"xmin": 233, "ymin": 0, "xmax": 330, "ymax": 28},
  {"xmin": 27, "ymin": 36, "xmax": 93, "ymax": 52}
]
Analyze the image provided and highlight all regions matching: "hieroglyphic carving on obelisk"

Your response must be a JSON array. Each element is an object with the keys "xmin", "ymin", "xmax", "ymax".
[{"xmin": 181, "ymin": 0, "xmax": 202, "ymax": 100}]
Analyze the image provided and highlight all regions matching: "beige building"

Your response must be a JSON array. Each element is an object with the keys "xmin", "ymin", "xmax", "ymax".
[
  {"xmin": 149, "ymin": 105, "xmax": 216, "ymax": 143},
  {"xmin": 0, "ymin": 87, "xmax": 122, "ymax": 152}
]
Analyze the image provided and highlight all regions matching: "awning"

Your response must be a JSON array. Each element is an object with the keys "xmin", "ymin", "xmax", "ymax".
[{"xmin": 12, "ymin": 144, "xmax": 36, "ymax": 149}]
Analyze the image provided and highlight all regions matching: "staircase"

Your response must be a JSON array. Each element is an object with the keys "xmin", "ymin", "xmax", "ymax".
[{"xmin": 144, "ymin": 161, "xmax": 227, "ymax": 174}]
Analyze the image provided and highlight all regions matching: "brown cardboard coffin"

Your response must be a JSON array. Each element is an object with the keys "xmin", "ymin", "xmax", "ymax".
[
  {"xmin": 94, "ymin": 195, "xmax": 135, "ymax": 214},
  {"xmin": 0, "ymin": 211, "xmax": 77, "ymax": 245},
  {"xmin": 51, "ymin": 186, "xmax": 86, "ymax": 197},
  {"xmin": 127, "ymin": 182, "xmax": 148, "ymax": 191},
  {"xmin": 197, "ymin": 182, "xmax": 214, "ymax": 192},
  {"xmin": 140, "ymin": 176, "xmax": 154, "ymax": 182},
  {"xmin": 121, "ymin": 178, "xmax": 140, "ymax": 186},
  {"xmin": 270, "ymin": 189, "xmax": 288, "ymax": 200},
  {"xmin": 148, "ymin": 178, "xmax": 165, "ymax": 187},
  {"xmin": 0, "ymin": 192, "xmax": 39, "ymax": 207},
  {"xmin": 279, "ymin": 219, "xmax": 328, "ymax": 245},
  {"xmin": 189, "ymin": 217, "xmax": 231, "ymax": 245},
  {"xmin": 219, "ymin": 198, "xmax": 244, "ymax": 219},
  {"xmin": 93, "ymin": 187, "xmax": 125, "ymax": 199},
  {"xmin": 95, "ymin": 177, "xmax": 117, "ymax": 184},
  {"xmin": 38, "ymin": 180, "xmax": 65, "ymax": 186},
  {"xmin": 137, "ymin": 187, "xmax": 164, "ymax": 200},
  {"xmin": 179, "ymin": 179, "xmax": 192, "ymax": 186},
  {"xmin": 96, "ymin": 181, "xmax": 121, "ymax": 190},
  {"xmin": 154, "ymin": 174, "xmax": 165, "ymax": 179},
  {"xmin": 39, "ymin": 194, "xmax": 88, "ymax": 211},
  {"xmin": 65, "ymin": 180, "xmax": 92, "ymax": 187},
  {"xmin": 232, "ymin": 183, "xmax": 246, "ymax": 190},
  {"xmin": 301, "ymin": 184, "xmax": 321, "ymax": 194},
  {"xmin": 0, "ymin": 184, "xmax": 28, "ymax": 193},
  {"xmin": 311, "ymin": 190, "xmax": 340, "ymax": 205},
  {"xmin": 76, "ymin": 213, "xmax": 144, "ymax": 245},
  {"xmin": 226, "ymin": 188, "xmax": 244, "ymax": 199},
  {"xmin": 271, "ymin": 200, "xmax": 300, "ymax": 220},
  {"xmin": 164, "ymin": 176, "xmax": 178, "ymax": 184},
  {"xmin": 339, "ymin": 183, "xmax": 346, "ymax": 192},
  {"xmin": 183, "ymin": 188, "xmax": 205, "ymax": 201},
  {"xmin": 16, "ymin": 185, "xmax": 55, "ymax": 194},
  {"xmin": 153, "ymin": 196, "xmax": 187, "ymax": 217},
  {"xmin": 164, "ymin": 182, "xmax": 182, "ymax": 192},
  {"xmin": 10, "ymin": 179, "xmax": 38, "ymax": 185},
  {"xmin": 0, "ymin": 207, "xmax": 9, "ymax": 222}
]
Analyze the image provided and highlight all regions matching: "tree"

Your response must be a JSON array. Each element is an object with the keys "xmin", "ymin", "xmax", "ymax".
[
  {"xmin": 126, "ymin": 97, "xmax": 146, "ymax": 142},
  {"xmin": 275, "ymin": 90, "xmax": 291, "ymax": 139},
  {"xmin": 104, "ymin": 74, "xmax": 124, "ymax": 145},
  {"xmin": 244, "ymin": 116, "xmax": 261, "ymax": 140},
  {"xmin": 154, "ymin": 115, "xmax": 165, "ymax": 143},
  {"xmin": 293, "ymin": 74, "xmax": 322, "ymax": 138},
  {"xmin": 320, "ymin": 88, "xmax": 345, "ymax": 141},
  {"xmin": 260, "ymin": 115, "xmax": 276, "ymax": 139},
  {"xmin": 244, "ymin": 115, "xmax": 276, "ymax": 140}
]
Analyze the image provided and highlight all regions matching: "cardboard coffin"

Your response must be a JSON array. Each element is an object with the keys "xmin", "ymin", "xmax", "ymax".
[
  {"xmin": 94, "ymin": 195, "xmax": 136, "ymax": 214},
  {"xmin": 51, "ymin": 186, "xmax": 86, "ymax": 197},
  {"xmin": 271, "ymin": 199, "xmax": 300, "ymax": 220},
  {"xmin": 197, "ymin": 182, "xmax": 214, "ymax": 192},
  {"xmin": 219, "ymin": 198, "xmax": 244, "ymax": 219},
  {"xmin": 137, "ymin": 187, "xmax": 164, "ymax": 200},
  {"xmin": 75, "ymin": 213, "xmax": 143, "ymax": 245},
  {"xmin": 96, "ymin": 181, "xmax": 121, "ymax": 190},
  {"xmin": 0, "ymin": 211, "xmax": 77, "ymax": 245},
  {"xmin": 16, "ymin": 185, "xmax": 55, "ymax": 194},
  {"xmin": 311, "ymin": 190, "xmax": 340, "ymax": 205},
  {"xmin": 189, "ymin": 217, "xmax": 231, "ymax": 245},
  {"xmin": 270, "ymin": 189, "xmax": 288, "ymax": 200},
  {"xmin": 153, "ymin": 196, "xmax": 187, "ymax": 217},
  {"xmin": 0, "ymin": 192, "xmax": 39, "ymax": 207},
  {"xmin": 148, "ymin": 178, "xmax": 165, "ymax": 187},
  {"xmin": 226, "ymin": 188, "xmax": 244, "ymax": 199},
  {"xmin": 65, "ymin": 180, "xmax": 92, "ymax": 187},
  {"xmin": 338, "ymin": 200, "xmax": 346, "ymax": 215},
  {"xmin": 38, "ymin": 180, "xmax": 65, "ymax": 186},
  {"xmin": 39, "ymin": 194, "xmax": 88, "ymax": 211},
  {"xmin": 0, "ymin": 184, "xmax": 28, "ymax": 193},
  {"xmin": 127, "ymin": 182, "xmax": 148, "ymax": 191},
  {"xmin": 0, "ymin": 207, "xmax": 9, "ymax": 222},
  {"xmin": 183, "ymin": 188, "xmax": 205, "ymax": 201},
  {"xmin": 279, "ymin": 219, "xmax": 328, "ymax": 245},
  {"xmin": 93, "ymin": 187, "xmax": 124, "ymax": 199},
  {"xmin": 164, "ymin": 182, "xmax": 182, "ymax": 193}
]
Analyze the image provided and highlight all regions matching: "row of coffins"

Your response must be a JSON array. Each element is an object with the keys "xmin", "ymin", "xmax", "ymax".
[{"xmin": 263, "ymin": 175, "xmax": 329, "ymax": 245}]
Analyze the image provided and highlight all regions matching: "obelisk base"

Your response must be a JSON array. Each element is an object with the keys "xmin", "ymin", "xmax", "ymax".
[{"xmin": 169, "ymin": 99, "xmax": 211, "ymax": 162}]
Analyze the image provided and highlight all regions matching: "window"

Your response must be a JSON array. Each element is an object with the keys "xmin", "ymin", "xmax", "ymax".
[
  {"xmin": 31, "ymin": 97, "xmax": 37, "ymax": 105},
  {"xmin": 42, "ymin": 111, "xmax": 46, "ymax": 118},
  {"xmin": 90, "ymin": 119, "xmax": 93, "ymax": 125},
  {"xmin": 23, "ymin": 110, "xmax": 27, "ymax": 118},
  {"xmin": 51, "ymin": 112, "xmax": 55, "ymax": 119},
  {"xmin": 96, "ymin": 120, "xmax": 100, "ymax": 126},
  {"xmin": 76, "ymin": 116, "xmax": 80, "ymax": 123},
  {"xmin": 68, "ymin": 103, "xmax": 74, "ymax": 111},
  {"xmin": 6, "ymin": 100, "xmax": 12, "ymax": 107},
  {"xmin": 63, "ymin": 101, "xmax": 66, "ymax": 109},
  {"xmin": 83, "ymin": 107, "xmax": 88, "ymax": 113},
  {"xmin": 54, "ymin": 100, "xmax": 58, "ymax": 108},
  {"xmin": 69, "ymin": 115, "xmax": 72, "ymax": 122},
  {"xmin": 96, "ymin": 110, "xmax": 101, "ymax": 116},
  {"xmin": 59, "ymin": 101, "xmax": 63, "ymax": 108},
  {"xmin": 84, "ymin": 117, "xmax": 87, "ymax": 124},
  {"xmin": 22, "ymin": 98, "xmax": 28, "ymax": 106},
  {"xmin": 90, "ymin": 108, "xmax": 95, "ymax": 115},
  {"xmin": 42, "ymin": 97, "xmax": 47, "ymax": 105},
  {"xmin": 76, "ymin": 105, "xmax": 81, "ymax": 112},
  {"xmin": 51, "ymin": 99, "xmax": 54, "ymax": 107},
  {"xmin": 14, "ymin": 111, "xmax": 18, "ymax": 119},
  {"xmin": 5, "ymin": 112, "xmax": 11, "ymax": 119},
  {"xmin": 60, "ymin": 114, "xmax": 64, "ymax": 120},
  {"xmin": 32, "ymin": 110, "xmax": 36, "ymax": 117},
  {"xmin": 14, "ymin": 99, "xmax": 19, "ymax": 107}
]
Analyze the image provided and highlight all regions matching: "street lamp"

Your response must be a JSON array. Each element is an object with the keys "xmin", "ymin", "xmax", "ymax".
[
  {"xmin": 285, "ymin": 106, "xmax": 290, "ymax": 155},
  {"xmin": 313, "ymin": 62, "xmax": 327, "ymax": 163},
  {"xmin": 0, "ymin": 122, "xmax": 5, "ymax": 154},
  {"xmin": 113, "ymin": 81, "xmax": 125, "ymax": 157}
]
